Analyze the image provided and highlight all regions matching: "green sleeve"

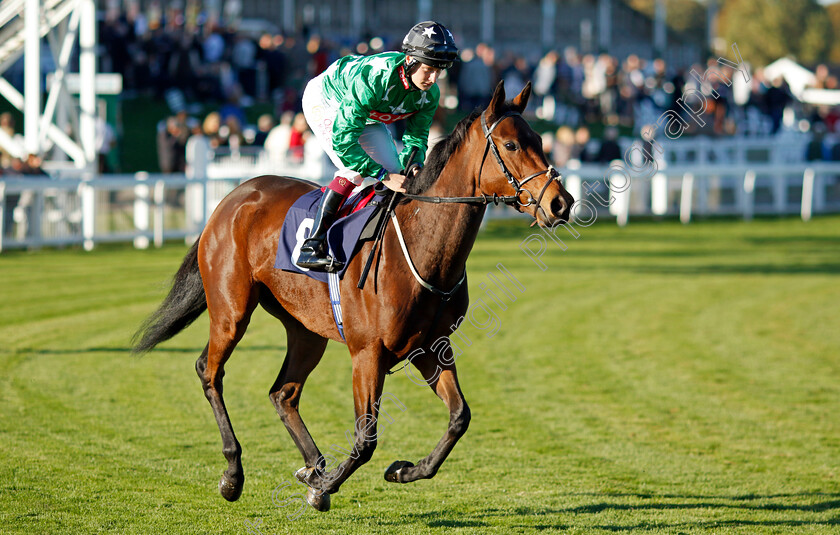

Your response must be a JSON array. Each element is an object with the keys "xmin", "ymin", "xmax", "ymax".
[
  {"xmin": 331, "ymin": 71, "xmax": 385, "ymax": 179},
  {"xmin": 399, "ymin": 86, "xmax": 439, "ymax": 168}
]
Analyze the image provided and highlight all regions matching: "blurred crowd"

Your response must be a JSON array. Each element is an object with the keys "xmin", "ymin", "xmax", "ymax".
[
  {"xmin": 156, "ymin": 108, "xmax": 311, "ymax": 173},
  {"xmin": 0, "ymin": 113, "xmax": 44, "ymax": 177},
  {"xmin": 8, "ymin": 4, "xmax": 840, "ymax": 176}
]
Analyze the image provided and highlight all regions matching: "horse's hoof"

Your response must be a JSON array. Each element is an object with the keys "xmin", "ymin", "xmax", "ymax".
[
  {"xmin": 295, "ymin": 466, "xmax": 331, "ymax": 512},
  {"xmin": 219, "ymin": 473, "xmax": 244, "ymax": 502},
  {"xmin": 305, "ymin": 486, "xmax": 331, "ymax": 512},
  {"xmin": 294, "ymin": 466, "xmax": 315, "ymax": 485},
  {"xmin": 384, "ymin": 460, "xmax": 414, "ymax": 483}
]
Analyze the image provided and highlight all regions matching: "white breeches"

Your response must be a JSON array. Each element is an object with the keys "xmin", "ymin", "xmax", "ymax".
[{"xmin": 302, "ymin": 72, "xmax": 402, "ymax": 186}]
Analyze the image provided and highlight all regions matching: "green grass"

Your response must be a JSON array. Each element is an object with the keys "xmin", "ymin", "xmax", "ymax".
[{"xmin": 2, "ymin": 215, "xmax": 839, "ymax": 534}]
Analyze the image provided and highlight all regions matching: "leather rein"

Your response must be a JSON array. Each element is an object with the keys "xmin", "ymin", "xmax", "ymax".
[
  {"xmin": 387, "ymin": 110, "xmax": 560, "ymax": 301},
  {"xmin": 403, "ymin": 110, "xmax": 561, "ymax": 209}
]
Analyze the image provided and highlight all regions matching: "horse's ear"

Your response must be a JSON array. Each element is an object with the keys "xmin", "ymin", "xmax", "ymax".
[
  {"xmin": 488, "ymin": 80, "xmax": 506, "ymax": 116},
  {"xmin": 512, "ymin": 81, "xmax": 532, "ymax": 112}
]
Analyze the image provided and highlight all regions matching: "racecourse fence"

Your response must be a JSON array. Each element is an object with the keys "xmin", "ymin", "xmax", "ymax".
[{"xmin": 3, "ymin": 159, "xmax": 839, "ymax": 251}]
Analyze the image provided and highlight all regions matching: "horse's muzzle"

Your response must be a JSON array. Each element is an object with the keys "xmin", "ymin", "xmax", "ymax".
[{"xmin": 535, "ymin": 189, "xmax": 573, "ymax": 228}]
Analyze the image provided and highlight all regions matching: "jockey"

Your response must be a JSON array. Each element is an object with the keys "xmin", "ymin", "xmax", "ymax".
[{"xmin": 296, "ymin": 21, "xmax": 459, "ymax": 272}]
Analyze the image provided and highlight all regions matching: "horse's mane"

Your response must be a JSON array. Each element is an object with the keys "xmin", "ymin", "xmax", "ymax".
[{"xmin": 406, "ymin": 102, "xmax": 516, "ymax": 195}]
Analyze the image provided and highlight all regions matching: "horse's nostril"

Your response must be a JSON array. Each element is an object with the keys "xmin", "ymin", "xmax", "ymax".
[{"xmin": 551, "ymin": 197, "xmax": 567, "ymax": 216}]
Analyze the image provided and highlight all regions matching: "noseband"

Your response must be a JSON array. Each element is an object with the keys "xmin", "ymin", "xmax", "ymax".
[
  {"xmin": 389, "ymin": 110, "xmax": 562, "ymax": 300},
  {"xmin": 404, "ymin": 110, "xmax": 561, "ymax": 209},
  {"xmin": 479, "ymin": 110, "xmax": 560, "ymax": 209}
]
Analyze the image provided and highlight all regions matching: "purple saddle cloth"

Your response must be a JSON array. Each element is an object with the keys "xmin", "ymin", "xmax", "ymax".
[{"xmin": 274, "ymin": 185, "xmax": 387, "ymax": 283}]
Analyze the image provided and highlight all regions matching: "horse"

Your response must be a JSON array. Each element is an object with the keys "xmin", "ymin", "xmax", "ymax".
[{"xmin": 132, "ymin": 81, "xmax": 575, "ymax": 512}]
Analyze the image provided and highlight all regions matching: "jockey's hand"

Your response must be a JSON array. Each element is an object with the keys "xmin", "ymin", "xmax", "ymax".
[
  {"xmin": 381, "ymin": 172, "xmax": 407, "ymax": 193},
  {"xmin": 405, "ymin": 162, "xmax": 423, "ymax": 181}
]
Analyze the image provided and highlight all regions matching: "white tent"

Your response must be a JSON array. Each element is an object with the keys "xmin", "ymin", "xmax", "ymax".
[
  {"xmin": 763, "ymin": 57, "xmax": 816, "ymax": 98},
  {"xmin": 800, "ymin": 88, "xmax": 840, "ymax": 106}
]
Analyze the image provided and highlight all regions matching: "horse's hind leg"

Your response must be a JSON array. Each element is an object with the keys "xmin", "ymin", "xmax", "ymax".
[
  {"xmin": 266, "ymin": 319, "xmax": 330, "ymax": 510},
  {"xmin": 196, "ymin": 283, "xmax": 258, "ymax": 502},
  {"xmin": 384, "ymin": 349, "xmax": 470, "ymax": 483}
]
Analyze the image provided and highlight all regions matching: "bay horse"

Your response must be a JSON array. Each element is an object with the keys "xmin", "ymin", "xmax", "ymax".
[{"xmin": 132, "ymin": 81, "xmax": 574, "ymax": 511}]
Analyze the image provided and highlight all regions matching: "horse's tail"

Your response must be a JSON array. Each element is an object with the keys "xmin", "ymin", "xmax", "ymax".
[{"xmin": 132, "ymin": 236, "xmax": 207, "ymax": 354}]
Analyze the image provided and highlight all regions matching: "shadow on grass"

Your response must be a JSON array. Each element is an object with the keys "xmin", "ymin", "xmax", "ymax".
[
  {"xmin": 427, "ymin": 519, "xmax": 491, "ymax": 528},
  {"xmin": 516, "ymin": 498, "xmax": 840, "ymax": 515},
  {"xmin": 633, "ymin": 262, "xmax": 840, "ymax": 275},
  {"xmin": 405, "ymin": 493, "xmax": 840, "ymax": 531},
  {"xmin": 472, "ymin": 493, "xmax": 840, "ymax": 531},
  {"xmin": 583, "ymin": 518, "xmax": 840, "ymax": 532},
  {"xmin": 746, "ymin": 236, "xmax": 840, "ymax": 246}
]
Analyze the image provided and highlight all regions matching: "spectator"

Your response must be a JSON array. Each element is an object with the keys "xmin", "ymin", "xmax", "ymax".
[
  {"xmin": 95, "ymin": 115, "xmax": 117, "ymax": 173},
  {"xmin": 601, "ymin": 55, "xmax": 620, "ymax": 119},
  {"xmin": 219, "ymin": 84, "xmax": 247, "ymax": 127},
  {"xmin": 201, "ymin": 112, "xmax": 224, "ymax": 149},
  {"xmin": 581, "ymin": 54, "xmax": 606, "ymax": 123},
  {"xmin": 221, "ymin": 115, "xmax": 245, "ymax": 150},
  {"xmin": 558, "ymin": 46, "xmax": 584, "ymax": 104},
  {"xmin": 533, "ymin": 50, "xmax": 559, "ymax": 113},
  {"xmin": 23, "ymin": 154, "xmax": 44, "ymax": 175},
  {"xmin": 597, "ymin": 126, "xmax": 622, "ymax": 163},
  {"xmin": 6, "ymin": 157, "xmax": 26, "ymax": 176},
  {"xmin": 571, "ymin": 126, "xmax": 595, "ymax": 163},
  {"xmin": 157, "ymin": 115, "xmax": 188, "ymax": 172},
  {"xmin": 0, "ymin": 112, "xmax": 21, "ymax": 169},
  {"xmin": 812, "ymin": 64, "xmax": 830, "ymax": 90},
  {"xmin": 552, "ymin": 126, "xmax": 575, "ymax": 168},
  {"xmin": 806, "ymin": 122, "xmax": 829, "ymax": 161},
  {"xmin": 259, "ymin": 33, "xmax": 287, "ymax": 94},
  {"xmin": 765, "ymin": 77, "xmax": 792, "ymax": 135},
  {"xmin": 231, "ymin": 34, "xmax": 258, "ymax": 96},
  {"xmin": 500, "ymin": 53, "xmax": 530, "ymax": 100},
  {"xmin": 169, "ymin": 34, "xmax": 202, "ymax": 98},
  {"xmin": 265, "ymin": 111, "xmax": 294, "ymax": 162},
  {"xmin": 287, "ymin": 113, "xmax": 310, "ymax": 164},
  {"xmin": 252, "ymin": 114, "xmax": 275, "ymax": 147},
  {"xmin": 458, "ymin": 44, "xmax": 494, "ymax": 112},
  {"xmin": 202, "ymin": 25, "xmax": 225, "ymax": 64},
  {"xmin": 541, "ymin": 132, "xmax": 555, "ymax": 163}
]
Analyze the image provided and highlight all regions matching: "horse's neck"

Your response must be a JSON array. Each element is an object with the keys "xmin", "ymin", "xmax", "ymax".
[{"xmin": 398, "ymin": 152, "xmax": 485, "ymax": 287}]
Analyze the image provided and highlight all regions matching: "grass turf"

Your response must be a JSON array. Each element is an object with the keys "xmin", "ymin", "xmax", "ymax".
[{"xmin": 1, "ymin": 214, "xmax": 839, "ymax": 534}]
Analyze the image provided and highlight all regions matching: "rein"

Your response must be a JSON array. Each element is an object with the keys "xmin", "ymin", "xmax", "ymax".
[
  {"xmin": 403, "ymin": 110, "xmax": 560, "ymax": 209},
  {"xmin": 390, "ymin": 209, "xmax": 466, "ymax": 301},
  {"xmin": 380, "ymin": 110, "xmax": 561, "ymax": 301},
  {"xmin": 385, "ymin": 109, "xmax": 562, "ymax": 374}
]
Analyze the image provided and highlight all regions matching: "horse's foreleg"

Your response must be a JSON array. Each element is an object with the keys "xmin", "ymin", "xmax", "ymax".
[
  {"xmin": 298, "ymin": 352, "xmax": 386, "ymax": 496},
  {"xmin": 385, "ymin": 351, "xmax": 470, "ymax": 483}
]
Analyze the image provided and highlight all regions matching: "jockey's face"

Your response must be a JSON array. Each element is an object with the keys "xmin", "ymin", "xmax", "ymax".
[{"xmin": 409, "ymin": 58, "xmax": 443, "ymax": 91}]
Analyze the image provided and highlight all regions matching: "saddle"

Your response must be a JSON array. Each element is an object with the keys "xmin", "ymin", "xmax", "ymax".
[{"xmin": 274, "ymin": 184, "xmax": 392, "ymax": 283}]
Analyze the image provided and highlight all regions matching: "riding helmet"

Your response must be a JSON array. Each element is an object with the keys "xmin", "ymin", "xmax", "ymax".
[{"xmin": 402, "ymin": 21, "xmax": 459, "ymax": 70}]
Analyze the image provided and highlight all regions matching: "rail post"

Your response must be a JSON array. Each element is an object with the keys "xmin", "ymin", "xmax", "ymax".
[{"xmin": 133, "ymin": 171, "xmax": 150, "ymax": 249}]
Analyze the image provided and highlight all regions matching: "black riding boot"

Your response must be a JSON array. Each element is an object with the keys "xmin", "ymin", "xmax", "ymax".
[{"xmin": 296, "ymin": 188, "xmax": 346, "ymax": 272}]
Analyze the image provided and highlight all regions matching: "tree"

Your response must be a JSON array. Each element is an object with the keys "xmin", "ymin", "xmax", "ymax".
[
  {"xmin": 717, "ymin": 0, "xmax": 832, "ymax": 66},
  {"xmin": 825, "ymin": 3, "xmax": 840, "ymax": 64},
  {"xmin": 625, "ymin": 0, "xmax": 707, "ymax": 41}
]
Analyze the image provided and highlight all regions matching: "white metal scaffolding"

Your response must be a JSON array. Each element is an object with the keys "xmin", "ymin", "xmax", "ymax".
[{"xmin": 0, "ymin": 0, "xmax": 97, "ymax": 169}]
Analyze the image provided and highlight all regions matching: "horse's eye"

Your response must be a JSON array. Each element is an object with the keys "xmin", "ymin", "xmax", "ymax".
[{"xmin": 504, "ymin": 142, "xmax": 517, "ymax": 151}]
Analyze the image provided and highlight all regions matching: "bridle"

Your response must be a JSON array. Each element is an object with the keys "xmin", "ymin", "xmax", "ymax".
[
  {"xmin": 403, "ymin": 110, "xmax": 561, "ymax": 212},
  {"xmin": 384, "ymin": 110, "xmax": 562, "ymax": 302}
]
